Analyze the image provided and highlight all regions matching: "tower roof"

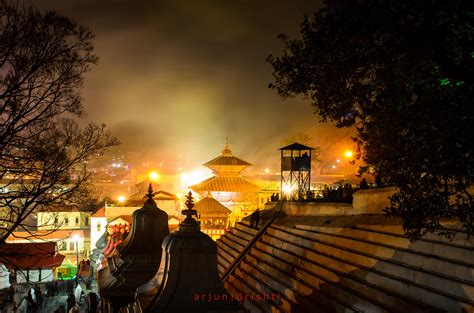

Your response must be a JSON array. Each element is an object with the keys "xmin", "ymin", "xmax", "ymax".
[{"xmin": 279, "ymin": 142, "xmax": 316, "ymax": 151}]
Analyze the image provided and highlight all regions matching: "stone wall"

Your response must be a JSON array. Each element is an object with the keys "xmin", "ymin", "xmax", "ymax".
[{"xmin": 264, "ymin": 187, "xmax": 399, "ymax": 216}]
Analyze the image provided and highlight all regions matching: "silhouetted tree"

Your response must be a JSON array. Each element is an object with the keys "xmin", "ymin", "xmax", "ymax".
[
  {"xmin": 267, "ymin": 0, "xmax": 473, "ymax": 240},
  {"xmin": 0, "ymin": 0, "xmax": 118, "ymax": 244}
]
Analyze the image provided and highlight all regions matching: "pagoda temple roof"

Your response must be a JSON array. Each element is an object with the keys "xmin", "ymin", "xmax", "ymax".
[
  {"xmin": 204, "ymin": 155, "xmax": 251, "ymax": 167},
  {"xmin": 203, "ymin": 143, "xmax": 252, "ymax": 174},
  {"xmin": 194, "ymin": 194, "xmax": 232, "ymax": 214},
  {"xmin": 190, "ymin": 176, "xmax": 259, "ymax": 193}
]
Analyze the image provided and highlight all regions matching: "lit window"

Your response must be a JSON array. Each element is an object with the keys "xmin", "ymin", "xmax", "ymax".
[
  {"xmin": 69, "ymin": 242, "xmax": 75, "ymax": 250},
  {"xmin": 75, "ymin": 217, "xmax": 79, "ymax": 225}
]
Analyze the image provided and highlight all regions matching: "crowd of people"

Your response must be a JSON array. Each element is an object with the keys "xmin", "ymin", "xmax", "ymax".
[
  {"xmin": 267, "ymin": 178, "xmax": 383, "ymax": 204},
  {"xmin": 1, "ymin": 258, "xmax": 99, "ymax": 313}
]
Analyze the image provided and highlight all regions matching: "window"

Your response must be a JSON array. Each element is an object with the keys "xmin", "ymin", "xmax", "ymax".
[
  {"xmin": 69, "ymin": 242, "xmax": 75, "ymax": 251},
  {"xmin": 85, "ymin": 217, "xmax": 89, "ymax": 226},
  {"xmin": 59, "ymin": 241, "xmax": 67, "ymax": 251},
  {"xmin": 75, "ymin": 217, "xmax": 79, "ymax": 225},
  {"xmin": 64, "ymin": 217, "xmax": 69, "ymax": 225},
  {"xmin": 97, "ymin": 223, "xmax": 101, "ymax": 232}
]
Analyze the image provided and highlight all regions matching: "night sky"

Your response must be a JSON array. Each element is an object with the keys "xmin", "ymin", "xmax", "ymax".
[{"xmin": 30, "ymin": 0, "xmax": 343, "ymax": 171}]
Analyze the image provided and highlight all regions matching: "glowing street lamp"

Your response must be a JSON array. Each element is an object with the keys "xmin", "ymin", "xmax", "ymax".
[
  {"xmin": 344, "ymin": 150, "xmax": 353, "ymax": 158},
  {"xmin": 149, "ymin": 171, "xmax": 160, "ymax": 181},
  {"xmin": 117, "ymin": 195, "xmax": 126, "ymax": 203},
  {"xmin": 282, "ymin": 183, "xmax": 293, "ymax": 194}
]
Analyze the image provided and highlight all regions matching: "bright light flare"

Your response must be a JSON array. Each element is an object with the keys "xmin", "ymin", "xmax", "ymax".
[
  {"xmin": 180, "ymin": 169, "xmax": 211, "ymax": 187},
  {"xmin": 149, "ymin": 171, "xmax": 160, "ymax": 181},
  {"xmin": 282, "ymin": 183, "xmax": 293, "ymax": 194},
  {"xmin": 344, "ymin": 150, "xmax": 353, "ymax": 158},
  {"xmin": 117, "ymin": 195, "xmax": 126, "ymax": 203},
  {"xmin": 264, "ymin": 168, "xmax": 270, "ymax": 174}
]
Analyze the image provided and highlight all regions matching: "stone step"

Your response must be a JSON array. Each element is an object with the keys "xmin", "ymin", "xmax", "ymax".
[
  {"xmin": 217, "ymin": 250, "xmax": 231, "ymax": 269},
  {"xmin": 225, "ymin": 231, "xmax": 252, "ymax": 248},
  {"xmin": 217, "ymin": 263, "xmax": 226, "ymax": 277},
  {"xmin": 264, "ymin": 227, "xmax": 472, "ymax": 312},
  {"xmin": 235, "ymin": 222, "xmax": 259, "ymax": 236},
  {"xmin": 225, "ymin": 274, "xmax": 271, "ymax": 313},
  {"xmin": 231, "ymin": 227, "xmax": 255, "ymax": 242},
  {"xmin": 271, "ymin": 225, "xmax": 474, "ymax": 301},
  {"xmin": 231, "ymin": 267, "xmax": 278, "ymax": 313},
  {"xmin": 235, "ymin": 265, "xmax": 308, "ymax": 313},
  {"xmin": 253, "ymin": 240, "xmax": 439, "ymax": 313},
  {"xmin": 217, "ymin": 238, "xmax": 240, "ymax": 259},
  {"xmin": 243, "ymin": 252, "xmax": 365, "ymax": 313},
  {"xmin": 294, "ymin": 224, "xmax": 474, "ymax": 273}
]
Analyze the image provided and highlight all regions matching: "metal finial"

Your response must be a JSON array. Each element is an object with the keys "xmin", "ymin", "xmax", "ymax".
[
  {"xmin": 185, "ymin": 191, "xmax": 194, "ymax": 210},
  {"xmin": 181, "ymin": 191, "xmax": 197, "ymax": 220},
  {"xmin": 143, "ymin": 183, "xmax": 157, "ymax": 209},
  {"xmin": 147, "ymin": 183, "xmax": 154, "ymax": 199}
]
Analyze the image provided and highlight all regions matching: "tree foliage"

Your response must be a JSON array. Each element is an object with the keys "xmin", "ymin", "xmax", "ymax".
[
  {"xmin": 267, "ymin": 0, "xmax": 473, "ymax": 239},
  {"xmin": 0, "ymin": 0, "xmax": 118, "ymax": 243}
]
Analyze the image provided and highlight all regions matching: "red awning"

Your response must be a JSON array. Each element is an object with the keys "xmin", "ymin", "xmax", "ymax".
[{"xmin": 0, "ymin": 242, "xmax": 65, "ymax": 270}]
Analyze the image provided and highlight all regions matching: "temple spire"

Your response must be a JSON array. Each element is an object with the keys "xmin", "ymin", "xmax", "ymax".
[
  {"xmin": 222, "ymin": 138, "xmax": 232, "ymax": 156},
  {"xmin": 179, "ymin": 192, "xmax": 199, "ymax": 231}
]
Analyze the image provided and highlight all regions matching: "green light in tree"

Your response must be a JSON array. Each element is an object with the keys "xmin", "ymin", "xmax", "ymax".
[{"xmin": 440, "ymin": 78, "xmax": 451, "ymax": 86}]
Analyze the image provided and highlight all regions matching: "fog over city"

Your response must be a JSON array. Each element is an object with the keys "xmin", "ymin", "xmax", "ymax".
[{"xmin": 29, "ymin": 0, "xmax": 347, "ymax": 170}]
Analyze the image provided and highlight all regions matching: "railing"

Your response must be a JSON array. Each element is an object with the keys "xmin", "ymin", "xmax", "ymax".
[{"xmin": 221, "ymin": 201, "xmax": 285, "ymax": 282}]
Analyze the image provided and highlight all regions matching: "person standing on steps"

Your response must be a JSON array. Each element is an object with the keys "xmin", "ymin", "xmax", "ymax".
[{"xmin": 250, "ymin": 208, "xmax": 261, "ymax": 229}]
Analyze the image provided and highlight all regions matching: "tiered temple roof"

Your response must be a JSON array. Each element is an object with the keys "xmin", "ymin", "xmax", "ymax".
[
  {"xmin": 194, "ymin": 194, "xmax": 232, "ymax": 216},
  {"xmin": 190, "ymin": 143, "xmax": 259, "ymax": 194}
]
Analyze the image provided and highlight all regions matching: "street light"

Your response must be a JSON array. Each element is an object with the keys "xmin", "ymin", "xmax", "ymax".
[
  {"xmin": 117, "ymin": 195, "xmax": 126, "ymax": 203},
  {"xmin": 149, "ymin": 171, "xmax": 160, "ymax": 181},
  {"xmin": 72, "ymin": 234, "xmax": 81, "ymax": 286},
  {"xmin": 344, "ymin": 150, "xmax": 353, "ymax": 158}
]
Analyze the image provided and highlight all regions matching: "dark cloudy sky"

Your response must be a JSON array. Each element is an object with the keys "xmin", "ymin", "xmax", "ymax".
[{"xmin": 30, "ymin": 0, "xmax": 341, "ymax": 171}]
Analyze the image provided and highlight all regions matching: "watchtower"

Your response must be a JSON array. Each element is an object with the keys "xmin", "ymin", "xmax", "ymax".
[{"xmin": 280, "ymin": 143, "xmax": 315, "ymax": 200}]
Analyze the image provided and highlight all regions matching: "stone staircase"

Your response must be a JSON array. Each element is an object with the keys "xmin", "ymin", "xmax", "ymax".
[{"xmin": 216, "ymin": 216, "xmax": 474, "ymax": 313}]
